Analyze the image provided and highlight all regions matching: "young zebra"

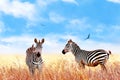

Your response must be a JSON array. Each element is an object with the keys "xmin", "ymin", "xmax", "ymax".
[
  {"xmin": 62, "ymin": 39, "xmax": 111, "ymax": 71},
  {"xmin": 26, "ymin": 38, "xmax": 45, "ymax": 75}
]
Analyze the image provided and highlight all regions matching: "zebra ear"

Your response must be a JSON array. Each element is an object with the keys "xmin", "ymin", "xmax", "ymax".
[
  {"xmin": 34, "ymin": 38, "xmax": 38, "ymax": 43},
  {"xmin": 68, "ymin": 39, "xmax": 72, "ymax": 43},
  {"xmin": 41, "ymin": 38, "xmax": 45, "ymax": 44}
]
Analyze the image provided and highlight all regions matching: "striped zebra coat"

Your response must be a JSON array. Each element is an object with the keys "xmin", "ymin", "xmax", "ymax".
[
  {"xmin": 62, "ymin": 39, "xmax": 111, "ymax": 71},
  {"xmin": 26, "ymin": 38, "xmax": 44, "ymax": 75}
]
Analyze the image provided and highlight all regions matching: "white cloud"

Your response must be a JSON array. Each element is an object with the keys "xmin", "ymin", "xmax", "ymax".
[
  {"xmin": 0, "ymin": 34, "xmax": 79, "ymax": 54},
  {"xmin": 107, "ymin": 0, "xmax": 120, "ymax": 4},
  {"xmin": 0, "ymin": 33, "xmax": 120, "ymax": 54},
  {"xmin": 81, "ymin": 40, "xmax": 120, "ymax": 54},
  {"xmin": 49, "ymin": 12, "xmax": 66, "ymax": 23},
  {"xmin": 0, "ymin": 35, "xmax": 35, "ymax": 54},
  {"xmin": 65, "ymin": 18, "xmax": 91, "ymax": 31},
  {"xmin": 37, "ymin": 0, "xmax": 57, "ymax": 7},
  {"xmin": 37, "ymin": 0, "xmax": 79, "ymax": 7},
  {"xmin": 44, "ymin": 34, "xmax": 120, "ymax": 54},
  {"xmin": 62, "ymin": 0, "xmax": 79, "ymax": 5},
  {"xmin": 111, "ymin": 25, "xmax": 120, "ymax": 30},
  {"xmin": 0, "ymin": 0, "xmax": 36, "ymax": 21}
]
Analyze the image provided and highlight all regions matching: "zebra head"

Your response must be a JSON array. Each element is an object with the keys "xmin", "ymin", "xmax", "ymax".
[
  {"xmin": 33, "ymin": 38, "xmax": 45, "ymax": 59},
  {"xmin": 62, "ymin": 39, "xmax": 73, "ymax": 54}
]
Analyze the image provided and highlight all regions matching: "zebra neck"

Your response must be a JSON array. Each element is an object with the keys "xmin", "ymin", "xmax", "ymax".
[
  {"xmin": 72, "ymin": 46, "xmax": 82, "ymax": 56},
  {"xmin": 72, "ymin": 48, "xmax": 87, "ymax": 56}
]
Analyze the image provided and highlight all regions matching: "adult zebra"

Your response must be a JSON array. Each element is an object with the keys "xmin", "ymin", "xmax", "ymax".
[
  {"xmin": 26, "ymin": 38, "xmax": 45, "ymax": 75},
  {"xmin": 62, "ymin": 39, "xmax": 111, "ymax": 71}
]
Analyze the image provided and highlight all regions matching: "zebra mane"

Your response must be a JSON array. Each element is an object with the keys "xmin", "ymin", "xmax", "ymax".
[{"xmin": 72, "ymin": 42, "xmax": 81, "ymax": 49}]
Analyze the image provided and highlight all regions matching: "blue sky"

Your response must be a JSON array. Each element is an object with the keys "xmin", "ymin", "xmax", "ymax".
[{"xmin": 0, "ymin": 0, "xmax": 120, "ymax": 54}]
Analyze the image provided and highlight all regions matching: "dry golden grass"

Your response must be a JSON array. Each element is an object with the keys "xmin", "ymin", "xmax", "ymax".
[{"xmin": 0, "ymin": 53, "xmax": 120, "ymax": 80}]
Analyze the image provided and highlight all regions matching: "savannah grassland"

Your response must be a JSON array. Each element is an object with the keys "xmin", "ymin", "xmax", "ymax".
[{"xmin": 0, "ymin": 53, "xmax": 120, "ymax": 80}]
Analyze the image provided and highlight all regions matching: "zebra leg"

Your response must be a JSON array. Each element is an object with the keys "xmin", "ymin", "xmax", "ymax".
[
  {"xmin": 100, "ymin": 64, "xmax": 107, "ymax": 72},
  {"xmin": 81, "ymin": 60, "xmax": 85, "ymax": 68},
  {"xmin": 29, "ymin": 67, "xmax": 35, "ymax": 75},
  {"xmin": 78, "ymin": 62, "xmax": 85, "ymax": 69},
  {"xmin": 38, "ymin": 64, "xmax": 43, "ymax": 74}
]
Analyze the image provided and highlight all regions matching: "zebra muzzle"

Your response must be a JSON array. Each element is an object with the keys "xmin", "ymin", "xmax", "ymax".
[
  {"xmin": 37, "ymin": 52, "xmax": 41, "ymax": 57},
  {"xmin": 62, "ymin": 50, "xmax": 66, "ymax": 54}
]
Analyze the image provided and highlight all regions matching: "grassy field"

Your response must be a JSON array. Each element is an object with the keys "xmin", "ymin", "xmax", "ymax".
[{"xmin": 0, "ymin": 53, "xmax": 120, "ymax": 80}]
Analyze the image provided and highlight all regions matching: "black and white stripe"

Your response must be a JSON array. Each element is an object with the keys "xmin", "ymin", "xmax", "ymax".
[
  {"xmin": 62, "ymin": 39, "xmax": 111, "ymax": 71},
  {"xmin": 26, "ymin": 38, "xmax": 45, "ymax": 75}
]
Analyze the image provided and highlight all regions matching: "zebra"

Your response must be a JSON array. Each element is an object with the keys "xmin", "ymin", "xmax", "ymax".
[
  {"xmin": 62, "ymin": 39, "xmax": 111, "ymax": 71},
  {"xmin": 26, "ymin": 38, "xmax": 45, "ymax": 75}
]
